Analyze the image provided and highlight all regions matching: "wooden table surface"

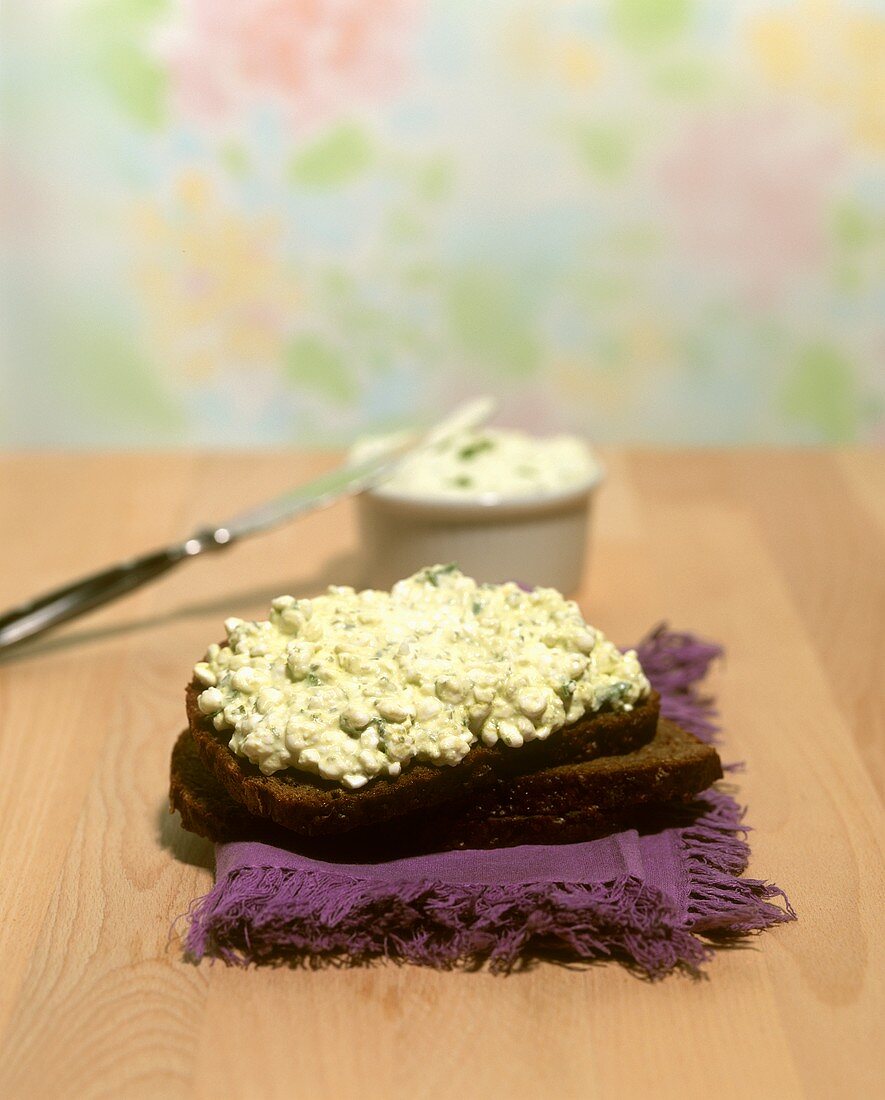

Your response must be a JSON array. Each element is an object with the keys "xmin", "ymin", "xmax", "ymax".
[{"xmin": 0, "ymin": 449, "xmax": 882, "ymax": 1099}]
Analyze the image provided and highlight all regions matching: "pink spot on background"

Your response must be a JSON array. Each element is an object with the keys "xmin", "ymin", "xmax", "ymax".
[
  {"xmin": 168, "ymin": 0, "xmax": 419, "ymax": 132},
  {"xmin": 660, "ymin": 107, "xmax": 845, "ymax": 305}
]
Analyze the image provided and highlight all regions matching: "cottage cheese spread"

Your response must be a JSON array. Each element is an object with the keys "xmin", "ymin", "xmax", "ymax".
[
  {"xmin": 194, "ymin": 566, "xmax": 649, "ymax": 790},
  {"xmin": 352, "ymin": 426, "xmax": 599, "ymax": 502}
]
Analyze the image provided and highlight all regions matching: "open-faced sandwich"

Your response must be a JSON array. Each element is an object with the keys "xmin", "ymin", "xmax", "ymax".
[{"xmin": 170, "ymin": 566, "xmax": 721, "ymax": 854}]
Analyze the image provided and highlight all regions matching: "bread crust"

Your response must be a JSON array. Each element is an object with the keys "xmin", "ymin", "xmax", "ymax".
[
  {"xmin": 186, "ymin": 679, "xmax": 660, "ymax": 835},
  {"xmin": 170, "ymin": 716, "xmax": 721, "ymax": 854}
]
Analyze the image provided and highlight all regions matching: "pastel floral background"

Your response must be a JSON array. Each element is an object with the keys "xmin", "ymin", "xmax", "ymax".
[{"xmin": 3, "ymin": 0, "xmax": 884, "ymax": 446}]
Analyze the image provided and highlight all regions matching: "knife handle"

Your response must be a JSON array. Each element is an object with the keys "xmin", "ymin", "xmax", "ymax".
[{"xmin": 0, "ymin": 528, "xmax": 232, "ymax": 653}]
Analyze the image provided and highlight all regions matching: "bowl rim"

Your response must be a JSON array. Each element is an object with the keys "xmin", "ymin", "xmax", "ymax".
[{"xmin": 363, "ymin": 462, "xmax": 605, "ymax": 514}]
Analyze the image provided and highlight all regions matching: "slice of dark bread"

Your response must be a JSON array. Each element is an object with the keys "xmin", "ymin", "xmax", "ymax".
[
  {"xmin": 419, "ymin": 716, "xmax": 722, "ymax": 822},
  {"xmin": 186, "ymin": 679, "xmax": 660, "ymax": 835},
  {"xmin": 171, "ymin": 716, "xmax": 721, "ymax": 855}
]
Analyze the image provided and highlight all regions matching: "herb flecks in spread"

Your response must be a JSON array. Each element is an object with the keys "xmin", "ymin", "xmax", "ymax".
[
  {"xmin": 194, "ymin": 567, "xmax": 649, "ymax": 790},
  {"xmin": 352, "ymin": 426, "xmax": 599, "ymax": 501}
]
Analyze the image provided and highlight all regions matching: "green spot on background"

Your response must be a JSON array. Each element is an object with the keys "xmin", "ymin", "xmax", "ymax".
[
  {"xmin": 832, "ymin": 200, "xmax": 878, "ymax": 251},
  {"xmin": 52, "ymin": 315, "xmax": 182, "ymax": 430},
  {"xmin": 570, "ymin": 123, "xmax": 631, "ymax": 179},
  {"xmin": 611, "ymin": 0, "xmax": 694, "ymax": 49},
  {"xmin": 579, "ymin": 272, "xmax": 634, "ymax": 304},
  {"xmin": 415, "ymin": 157, "xmax": 454, "ymax": 203},
  {"xmin": 76, "ymin": 0, "xmax": 169, "ymax": 128},
  {"xmin": 401, "ymin": 263, "xmax": 439, "ymax": 290},
  {"xmin": 97, "ymin": 42, "xmax": 166, "ymax": 128},
  {"xmin": 80, "ymin": 0, "xmax": 169, "ymax": 33},
  {"xmin": 284, "ymin": 335, "xmax": 356, "ymax": 403},
  {"xmin": 610, "ymin": 225, "xmax": 660, "ymax": 256},
  {"xmin": 289, "ymin": 124, "xmax": 374, "ymax": 188},
  {"xmin": 447, "ymin": 271, "xmax": 539, "ymax": 377},
  {"xmin": 219, "ymin": 142, "xmax": 249, "ymax": 177},
  {"xmin": 387, "ymin": 208, "xmax": 426, "ymax": 243},
  {"xmin": 651, "ymin": 61, "xmax": 717, "ymax": 97},
  {"xmin": 781, "ymin": 344, "xmax": 860, "ymax": 442}
]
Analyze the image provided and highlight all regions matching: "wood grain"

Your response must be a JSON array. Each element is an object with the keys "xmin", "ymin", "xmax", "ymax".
[{"xmin": 0, "ymin": 449, "xmax": 882, "ymax": 1100}]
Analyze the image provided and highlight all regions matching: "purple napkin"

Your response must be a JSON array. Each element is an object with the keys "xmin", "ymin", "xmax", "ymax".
[{"xmin": 183, "ymin": 628, "xmax": 794, "ymax": 975}]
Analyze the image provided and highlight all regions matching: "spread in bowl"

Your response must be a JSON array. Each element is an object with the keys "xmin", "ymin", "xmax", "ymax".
[
  {"xmin": 351, "ymin": 425, "xmax": 600, "ymax": 503},
  {"xmin": 193, "ymin": 566, "xmax": 649, "ymax": 790},
  {"xmin": 353, "ymin": 425, "xmax": 603, "ymax": 593}
]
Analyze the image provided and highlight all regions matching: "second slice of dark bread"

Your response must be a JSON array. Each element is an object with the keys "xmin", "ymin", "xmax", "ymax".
[
  {"xmin": 171, "ymin": 716, "xmax": 721, "ymax": 855},
  {"xmin": 186, "ymin": 681, "xmax": 660, "ymax": 835}
]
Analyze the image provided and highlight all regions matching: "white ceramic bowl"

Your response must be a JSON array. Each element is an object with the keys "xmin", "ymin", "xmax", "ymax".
[{"xmin": 356, "ymin": 466, "xmax": 604, "ymax": 594}]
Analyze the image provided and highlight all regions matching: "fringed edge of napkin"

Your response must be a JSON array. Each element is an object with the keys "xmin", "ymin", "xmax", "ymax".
[
  {"xmin": 181, "ymin": 627, "xmax": 795, "ymax": 974},
  {"xmin": 183, "ymin": 784, "xmax": 794, "ymax": 974},
  {"xmin": 184, "ymin": 868, "xmax": 702, "ymax": 974},
  {"xmin": 634, "ymin": 624, "xmax": 723, "ymax": 744},
  {"xmin": 681, "ymin": 788, "xmax": 794, "ymax": 936}
]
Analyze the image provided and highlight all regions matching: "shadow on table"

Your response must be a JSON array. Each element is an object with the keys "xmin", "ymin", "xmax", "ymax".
[
  {"xmin": 0, "ymin": 549, "xmax": 364, "ymax": 666},
  {"xmin": 157, "ymin": 798, "xmax": 215, "ymax": 873}
]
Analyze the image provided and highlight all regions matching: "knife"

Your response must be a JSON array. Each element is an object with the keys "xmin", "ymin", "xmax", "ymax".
[{"xmin": 0, "ymin": 397, "xmax": 495, "ymax": 653}]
